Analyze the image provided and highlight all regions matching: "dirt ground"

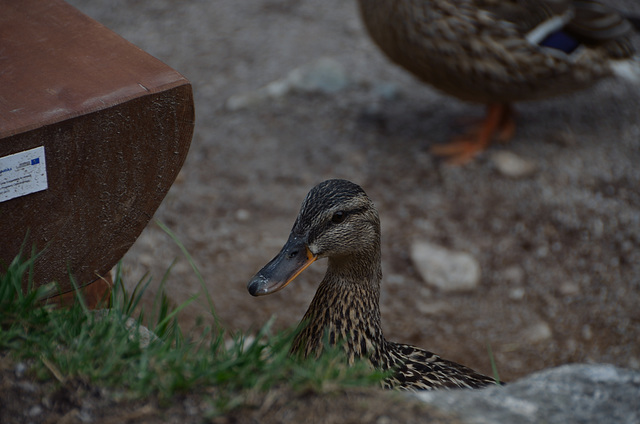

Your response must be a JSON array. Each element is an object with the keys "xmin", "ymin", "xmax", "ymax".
[
  {"xmin": 0, "ymin": 353, "xmax": 459, "ymax": 424},
  {"xmin": 68, "ymin": 0, "xmax": 640, "ymax": 393}
]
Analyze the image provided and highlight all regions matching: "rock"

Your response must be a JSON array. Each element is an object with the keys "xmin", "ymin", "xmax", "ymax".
[
  {"xmin": 14, "ymin": 362, "xmax": 27, "ymax": 378},
  {"xmin": 28, "ymin": 405, "xmax": 43, "ymax": 417},
  {"xmin": 582, "ymin": 325, "xmax": 593, "ymax": 341},
  {"xmin": 225, "ymin": 335, "xmax": 255, "ymax": 352},
  {"xmin": 415, "ymin": 300, "xmax": 454, "ymax": 316},
  {"xmin": 410, "ymin": 241, "xmax": 481, "ymax": 292},
  {"xmin": 91, "ymin": 310, "xmax": 159, "ymax": 348},
  {"xmin": 523, "ymin": 321, "xmax": 553, "ymax": 343},
  {"xmin": 370, "ymin": 81, "xmax": 400, "ymax": 100},
  {"xmin": 501, "ymin": 265, "xmax": 525, "ymax": 285},
  {"xmin": 236, "ymin": 209, "xmax": 250, "ymax": 221},
  {"xmin": 490, "ymin": 151, "xmax": 537, "ymax": 178},
  {"xmin": 508, "ymin": 287, "xmax": 525, "ymax": 300},
  {"xmin": 226, "ymin": 57, "xmax": 349, "ymax": 111},
  {"xmin": 122, "ymin": 316, "xmax": 158, "ymax": 348},
  {"xmin": 414, "ymin": 364, "xmax": 640, "ymax": 424},
  {"xmin": 288, "ymin": 57, "xmax": 349, "ymax": 94},
  {"xmin": 559, "ymin": 281, "xmax": 580, "ymax": 296}
]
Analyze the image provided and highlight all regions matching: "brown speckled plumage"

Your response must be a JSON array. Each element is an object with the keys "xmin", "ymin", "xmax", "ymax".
[
  {"xmin": 356, "ymin": 0, "xmax": 639, "ymax": 163},
  {"xmin": 358, "ymin": 0, "xmax": 637, "ymax": 102},
  {"xmin": 248, "ymin": 179, "xmax": 498, "ymax": 390}
]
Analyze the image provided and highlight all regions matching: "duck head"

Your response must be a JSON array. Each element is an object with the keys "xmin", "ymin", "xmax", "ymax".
[{"xmin": 247, "ymin": 179, "xmax": 380, "ymax": 296}]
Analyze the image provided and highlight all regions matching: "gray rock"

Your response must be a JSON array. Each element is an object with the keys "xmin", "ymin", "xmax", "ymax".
[
  {"xmin": 522, "ymin": 321, "xmax": 553, "ymax": 343},
  {"xmin": 501, "ymin": 265, "xmax": 526, "ymax": 285},
  {"xmin": 559, "ymin": 281, "xmax": 581, "ymax": 296},
  {"xmin": 14, "ymin": 362, "xmax": 27, "ymax": 378},
  {"xmin": 370, "ymin": 81, "xmax": 400, "ymax": 100},
  {"xmin": 415, "ymin": 300, "xmax": 454, "ymax": 316},
  {"xmin": 91, "ymin": 310, "xmax": 159, "ymax": 348},
  {"xmin": 226, "ymin": 57, "xmax": 349, "ymax": 110},
  {"xmin": 508, "ymin": 287, "xmax": 525, "ymax": 300},
  {"xmin": 121, "ymin": 316, "xmax": 158, "ymax": 348},
  {"xmin": 490, "ymin": 151, "xmax": 538, "ymax": 179},
  {"xmin": 289, "ymin": 56, "xmax": 349, "ymax": 94},
  {"xmin": 28, "ymin": 405, "xmax": 43, "ymax": 417},
  {"xmin": 410, "ymin": 241, "xmax": 481, "ymax": 292},
  {"xmin": 414, "ymin": 364, "xmax": 640, "ymax": 424}
]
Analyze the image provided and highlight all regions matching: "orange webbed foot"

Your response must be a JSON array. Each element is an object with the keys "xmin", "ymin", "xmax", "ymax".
[{"xmin": 431, "ymin": 104, "xmax": 515, "ymax": 165}]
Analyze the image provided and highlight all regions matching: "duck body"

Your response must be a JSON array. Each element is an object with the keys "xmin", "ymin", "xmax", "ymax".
[
  {"xmin": 357, "ymin": 0, "xmax": 639, "ymax": 162},
  {"xmin": 359, "ymin": 0, "xmax": 637, "ymax": 103},
  {"xmin": 248, "ymin": 179, "xmax": 498, "ymax": 390}
]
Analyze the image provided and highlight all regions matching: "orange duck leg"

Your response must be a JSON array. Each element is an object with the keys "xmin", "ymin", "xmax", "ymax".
[{"xmin": 431, "ymin": 103, "xmax": 516, "ymax": 165}]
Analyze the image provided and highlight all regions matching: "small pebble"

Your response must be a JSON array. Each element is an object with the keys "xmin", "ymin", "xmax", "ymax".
[
  {"xmin": 17, "ymin": 381, "xmax": 37, "ymax": 393},
  {"xmin": 524, "ymin": 322, "xmax": 553, "ymax": 343},
  {"xmin": 416, "ymin": 300, "xmax": 453, "ymax": 316},
  {"xmin": 370, "ymin": 81, "xmax": 400, "ymax": 100},
  {"xmin": 385, "ymin": 273, "xmax": 407, "ymax": 286},
  {"xmin": 14, "ymin": 362, "xmax": 27, "ymax": 378},
  {"xmin": 582, "ymin": 324, "xmax": 593, "ymax": 341},
  {"xmin": 236, "ymin": 209, "xmax": 250, "ymax": 221},
  {"xmin": 289, "ymin": 57, "xmax": 349, "ymax": 94},
  {"xmin": 28, "ymin": 405, "xmax": 43, "ymax": 417},
  {"xmin": 559, "ymin": 281, "xmax": 580, "ymax": 296},
  {"xmin": 490, "ymin": 151, "xmax": 537, "ymax": 178},
  {"xmin": 502, "ymin": 265, "xmax": 525, "ymax": 285},
  {"xmin": 509, "ymin": 287, "xmax": 525, "ymax": 300},
  {"xmin": 225, "ymin": 57, "xmax": 349, "ymax": 111}
]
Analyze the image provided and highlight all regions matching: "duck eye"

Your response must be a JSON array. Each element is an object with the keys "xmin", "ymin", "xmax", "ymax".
[{"xmin": 331, "ymin": 211, "xmax": 347, "ymax": 224}]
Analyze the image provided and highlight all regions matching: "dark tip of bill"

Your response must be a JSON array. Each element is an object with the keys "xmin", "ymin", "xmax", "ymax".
[{"xmin": 247, "ymin": 275, "xmax": 267, "ymax": 296}]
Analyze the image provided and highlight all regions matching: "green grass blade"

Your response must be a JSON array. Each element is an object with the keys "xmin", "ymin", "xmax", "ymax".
[{"xmin": 155, "ymin": 220, "xmax": 219, "ymax": 326}]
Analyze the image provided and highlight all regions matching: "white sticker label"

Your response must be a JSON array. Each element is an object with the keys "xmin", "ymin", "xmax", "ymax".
[{"xmin": 0, "ymin": 146, "xmax": 48, "ymax": 203}]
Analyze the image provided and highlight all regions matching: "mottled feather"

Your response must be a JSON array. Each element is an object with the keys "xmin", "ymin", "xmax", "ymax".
[
  {"xmin": 253, "ymin": 180, "xmax": 499, "ymax": 390},
  {"xmin": 357, "ymin": 0, "xmax": 638, "ymax": 103}
]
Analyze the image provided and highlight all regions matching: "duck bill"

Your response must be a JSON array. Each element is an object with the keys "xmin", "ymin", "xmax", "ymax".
[{"xmin": 247, "ymin": 235, "xmax": 317, "ymax": 296}]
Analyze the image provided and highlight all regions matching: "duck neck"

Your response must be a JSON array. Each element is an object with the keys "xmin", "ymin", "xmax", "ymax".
[{"xmin": 291, "ymin": 246, "xmax": 387, "ymax": 364}]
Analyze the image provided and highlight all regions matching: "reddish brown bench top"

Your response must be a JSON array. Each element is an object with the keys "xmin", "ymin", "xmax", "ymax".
[
  {"xmin": 0, "ymin": 0, "xmax": 194, "ymax": 294},
  {"xmin": 0, "ymin": 0, "xmax": 189, "ymax": 138}
]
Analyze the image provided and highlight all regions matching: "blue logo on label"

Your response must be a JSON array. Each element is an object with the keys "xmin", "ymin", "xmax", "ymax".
[{"xmin": 31, "ymin": 158, "xmax": 40, "ymax": 165}]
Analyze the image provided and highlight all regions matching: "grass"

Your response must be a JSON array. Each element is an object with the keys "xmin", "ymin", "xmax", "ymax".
[
  {"xmin": 486, "ymin": 342, "xmax": 502, "ymax": 385},
  {"xmin": 0, "ymin": 241, "xmax": 385, "ymax": 415}
]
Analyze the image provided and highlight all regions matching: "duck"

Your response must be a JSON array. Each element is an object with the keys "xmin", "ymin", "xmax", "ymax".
[
  {"xmin": 357, "ymin": 0, "xmax": 640, "ymax": 164},
  {"xmin": 247, "ymin": 179, "xmax": 499, "ymax": 390}
]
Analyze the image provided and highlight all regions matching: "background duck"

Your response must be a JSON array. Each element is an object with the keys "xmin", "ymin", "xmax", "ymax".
[
  {"xmin": 248, "ymin": 179, "xmax": 499, "ymax": 390},
  {"xmin": 358, "ymin": 0, "xmax": 640, "ymax": 163}
]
